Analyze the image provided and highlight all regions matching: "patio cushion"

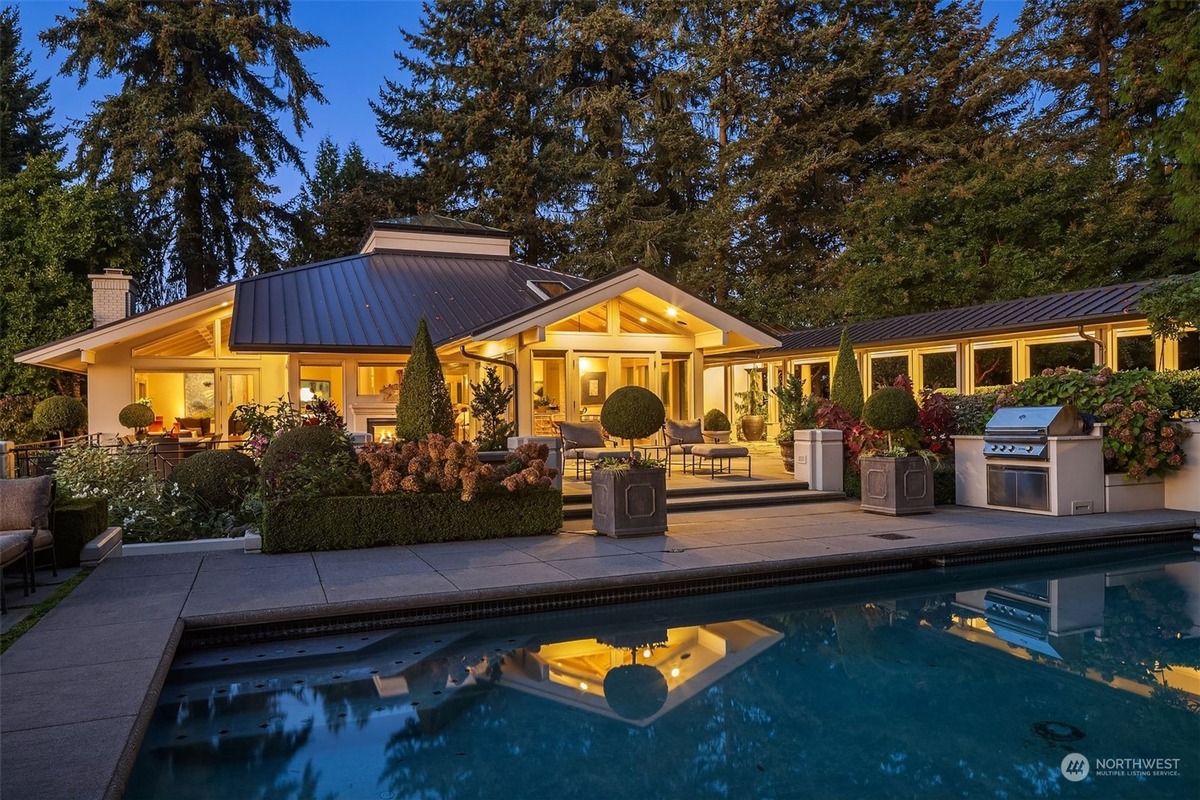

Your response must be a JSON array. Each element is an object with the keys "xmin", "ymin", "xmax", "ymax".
[
  {"xmin": 572, "ymin": 447, "xmax": 641, "ymax": 461},
  {"xmin": 559, "ymin": 421, "xmax": 606, "ymax": 449},
  {"xmin": 0, "ymin": 476, "xmax": 52, "ymax": 531},
  {"xmin": 0, "ymin": 532, "xmax": 29, "ymax": 567},
  {"xmin": 665, "ymin": 419, "xmax": 704, "ymax": 446},
  {"xmin": 691, "ymin": 444, "xmax": 750, "ymax": 459}
]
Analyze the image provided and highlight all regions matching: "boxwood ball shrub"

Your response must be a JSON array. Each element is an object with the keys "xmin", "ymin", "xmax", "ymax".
[
  {"xmin": 601, "ymin": 386, "xmax": 666, "ymax": 455},
  {"xmin": 703, "ymin": 408, "xmax": 731, "ymax": 432},
  {"xmin": 862, "ymin": 387, "xmax": 919, "ymax": 433},
  {"xmin": 261, "ymin": 425, "xmax": 357, "ymax": 495},
  {"xmin": 118, "ymin": 402, "xmax": 156, "ymax": 430},
  {"xmin": 32, "ymin": 396, "xmax": 87, "ymax": 443},
  {"xmin": 168, "ymin": 449, "xmax": 259, "ymax": 513}
]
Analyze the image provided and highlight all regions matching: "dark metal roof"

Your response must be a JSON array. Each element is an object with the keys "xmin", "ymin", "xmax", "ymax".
[
  {"xmin": 371, "ymin": 214, "xmax": 510, "ymax": 238},
  {"xmin": 229, "ymin": 251, "xmax": 588, "ymax": 352},
  {"xmin": 769, "ymin": 280, "xmax": 1156, "ymax": 354}
]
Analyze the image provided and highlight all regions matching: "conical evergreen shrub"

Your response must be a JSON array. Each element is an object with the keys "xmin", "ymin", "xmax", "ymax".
[
  {"xmin": 394, "ymin": 317, "xmax": 455, "ymax": 441},
  {"xmin": 831, "ymin": 328, "xmax": 864, "ymax": 419}
]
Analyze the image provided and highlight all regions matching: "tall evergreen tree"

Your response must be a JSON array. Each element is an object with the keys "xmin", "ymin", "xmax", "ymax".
[
  {"xmin": 41, "ymin": 0, "xmax": 327, "ymax": 296},
  {"xmin": 394, "ymin": 317, "xmax": 455, "ymax": 441},
  {"xmin": 831, "ymin": 328, "xmax": 864, "ymax": 419},
  {"xmin": 0, "ymin": 154, "xmax": 136, "ymax": 397},
  {"xmin": 0, "ymin": 6, "xmax": 64, "ymax": 177},
  {"xmin": 287, "ymin": 138, "xmax": 416, "ymax": 264},
  {"xmin": 373, "ymin": 0, "xmax": 575, "ymax": 266}
]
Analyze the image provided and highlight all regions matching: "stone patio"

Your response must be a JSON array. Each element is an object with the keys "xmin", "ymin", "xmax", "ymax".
[{"xmin": 1, "ymin": 499, "xmax": 1197, "ymax": 799}]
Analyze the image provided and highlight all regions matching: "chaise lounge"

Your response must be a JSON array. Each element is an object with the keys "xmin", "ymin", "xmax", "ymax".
[
  {"xmin": 0, "ymin": 475, "xmax": 56, "ymax": 613},
  {"xmin": 663, "ymin": 418, "xmax": 751, "ymax": 477}
]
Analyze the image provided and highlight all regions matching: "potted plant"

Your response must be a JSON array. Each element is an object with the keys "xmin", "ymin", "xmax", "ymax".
[
  {"xmin": 702, "ymin": 408, "xmax": 731, "ymax": 443},
  {"xmin": 118, "ymin": 402, "xmax": 156, "ymax": 441},
  {"xmin": 734, "ymin": 367, "xmax": 768, "ymax": 442},
  {"xmin": 592, "ymin": 386, "xmax": 667, "ymax": 537},
  {"xmin": 859, "ymin": 386, "xmax": 935, "ymax": 516},
  {"xmin": 772, "ymin": 374, "xmax": 820, "ymax": 471}
]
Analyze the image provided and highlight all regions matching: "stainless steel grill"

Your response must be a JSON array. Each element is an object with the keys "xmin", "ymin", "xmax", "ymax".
[{"xmin": 982, "ymin": 406, "xmax": 1080, "ymax": 461}]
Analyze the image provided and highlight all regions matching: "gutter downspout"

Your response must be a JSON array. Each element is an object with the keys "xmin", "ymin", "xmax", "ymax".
[
  {"xmin": 459, "ymin": 346, "xmax": 519, "ymax": 434},
  {"xmin": 1077, "ymin": 326, "xmax": 1106, "ymax": 367}
]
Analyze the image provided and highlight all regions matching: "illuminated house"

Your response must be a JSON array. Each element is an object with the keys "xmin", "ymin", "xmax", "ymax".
[{"xmin": 15, "ymin": 215, "xmax": 1196, "ymax": 441}]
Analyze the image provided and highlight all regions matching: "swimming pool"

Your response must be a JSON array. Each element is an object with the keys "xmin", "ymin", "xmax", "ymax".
[{"xmin": 126, "ymin": 547, "xmax": 1199, "ymax": 799}]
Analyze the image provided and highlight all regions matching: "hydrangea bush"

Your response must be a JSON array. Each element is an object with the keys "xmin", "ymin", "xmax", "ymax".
[
  {"xmin": 359, "ymin": 436, "xmax": 556, "ymax": 501},
  {"xmin": 996, "ymin": 366, "xmax": 1191, "ymax": 480}
]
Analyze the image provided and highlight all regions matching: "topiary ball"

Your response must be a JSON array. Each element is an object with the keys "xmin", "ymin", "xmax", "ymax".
[
  {"xmin": 600, "ymin": 386, "xmax": 666, "ymax": 442},
  {"xmin": 32, "ymin": 396, "xmax": 87, "ymax": 436},
  {"xmin": 703, "ymin": 408, "xmax": 731, "ymax": 432},
  {"xmin": 862, "ymin": 387, "xmax": 919, "ymax": 433},
  {"xmin": 261, "ymin": 425, "xmax": 356, "ymax": 487},
  {"xmin": 169, "ymin": 449, "xmax": 259, "ymax": 513},
  {"xmin": 118, "ymin": 403, "xmax": 156, "ymax": 430}
]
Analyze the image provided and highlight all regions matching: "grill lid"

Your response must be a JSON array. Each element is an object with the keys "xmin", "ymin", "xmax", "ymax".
[{"xmin": 984, "ymin": 406, "xmax": 1080, "ymax": 438}]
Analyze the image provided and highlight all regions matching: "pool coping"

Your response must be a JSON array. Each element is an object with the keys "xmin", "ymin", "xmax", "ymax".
[{"xmin": 1, "ymin": 503, "xmax": 1197, "ymax": 800}]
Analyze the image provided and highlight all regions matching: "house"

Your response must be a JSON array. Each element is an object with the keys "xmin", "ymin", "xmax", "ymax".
[
  {"xmin": 15, "ymin": 216, "xmax": 779, "ymax": 440},
  {"xmin": 15, "ymin": 216, "xmax": 1197, "ymax": 442}
]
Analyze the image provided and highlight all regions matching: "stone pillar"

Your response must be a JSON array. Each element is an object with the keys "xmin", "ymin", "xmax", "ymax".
[
  {"xmin": 0, "ymin": 441, "xmax": 14, "ymax": 479},
  {"xmin": 508, "ymin": 435, "xmax": 563, "ymax": 490},
  {"xmin": 88, "ymin": 268, "xmax": 134, "ymax": 327},
  {"xmin": 794, "ymin": 429, "xmax": 843, "ymax": 492}
]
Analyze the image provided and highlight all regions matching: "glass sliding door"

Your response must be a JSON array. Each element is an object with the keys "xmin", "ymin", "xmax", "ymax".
[{"xmin": 660, "ymin": 355, "xmax": 690, "ymax": 421}]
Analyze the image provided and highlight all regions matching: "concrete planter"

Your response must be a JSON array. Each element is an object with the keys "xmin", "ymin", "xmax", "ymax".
[
  {"xmin": 591, "ymin": 467, "xmax": 667, "ymax": 537},
  {"xmin": 1164, "ymin": 419, "xmax": 1200, "ymax": 512},
  {"xmin": 1104, "ymin": 472, "xmax": 1165, "ymax": 512},
  {"xmin": 794, "ymin": 428, "xmax": 844, "ymax": 491},
  {"xmin": 860, "ymin": 455, "xmax": 934, "ymax": 516}
]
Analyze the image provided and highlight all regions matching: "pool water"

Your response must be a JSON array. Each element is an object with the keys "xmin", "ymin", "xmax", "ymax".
[{"xmin": 126, "ymin": 547, "xmax": 1200, "ymax": 799}]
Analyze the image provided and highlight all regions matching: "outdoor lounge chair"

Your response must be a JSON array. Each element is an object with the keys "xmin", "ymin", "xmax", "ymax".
[
  {"xmin": 558, "ymin": 420, "xmax": 633, "ymax": 480},
  {"xmin": 0, "ymin": 475, "xmax": 57, "ymax": 603},
  {"xmin": 0, "ymin": 532, "xmax": 31, "ymax": 614},
  {"xmin": 662, "ymin": 418, "xmax": 722, "ymax": 472}
]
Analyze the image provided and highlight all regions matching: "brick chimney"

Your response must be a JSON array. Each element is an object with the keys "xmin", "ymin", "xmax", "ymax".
[{"xmin": 88, "ymin": 269, "xmax": 134, "ymax": 327}]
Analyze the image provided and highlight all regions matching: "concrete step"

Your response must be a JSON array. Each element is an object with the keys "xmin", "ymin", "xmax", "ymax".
[
  {"xmin": 562, "ymin": 487, "xmax": 844, "ymax": 520},
  {"xmin": 562, "ymin": 478, "xmax": 806, "ymax": 506}
]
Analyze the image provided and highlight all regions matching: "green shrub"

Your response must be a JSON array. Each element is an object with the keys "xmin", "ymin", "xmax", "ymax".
[
  {"xmin": 1161, "ymin": 370, "xmax": 1200, "ymax": 418},
  {"xmin": 0, "ymin": 395, "xmax": 46, "ymax": 443},
  {"xmin": 261, "ymin": 425, "xmax": 360, "ymax": 499},
  {"xmin": 52, "ymin": 496, "xmax": 108, "ymax": 567},
  {"xmin": 118, "ymin": 403, "xmax": 156, "ymax": 430},
  {"xmin": 703, "ymin": 408, "xmax": 731, "ymax": 432},
  {"xmin": 831, "ymin": 328, "xmax": 864, "ymax": 419},
  {"xmin": 168, "ymin": 449, "xmax": 259, "ymax": 513},
  {"xmin": 933, "ymin": 462, "xmax": 957, "ymax": 505},
  {"xmin": 862, "ymin": 387, "xmax": 919, "ymax": 432},
  {"xmin": 53, "ymin": 443, "xmax": 157, "ymax": 526},
  {"xmin": 997, "ymin": 366, "xmax": 1190, "ymax": 480},
  {"xmin": 262, "ymin": 490, "xmax": 563, "ymax": 553},
  {"xmin": 469, "ymin": 366, "xmax": 516, "ymax": 450},
  {"xmin": 32, "ymin": 396, "xmax": 87, "ymax": 443},
  {"xmin": 600, "ymin": 386, "xmax": 666, "ymax": 454},
  {"xmin": 394, "ymin": 316, "xmax": 455, "ymax": 441},
  {"xmin": 945, "ymin": 392, "xmax": 998, "ymax": 436}
]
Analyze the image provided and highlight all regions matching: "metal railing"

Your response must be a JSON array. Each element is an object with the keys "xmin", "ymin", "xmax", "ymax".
[{"xmin": 9, "ymin": 436, "xmax": 248, "ymax": 481}]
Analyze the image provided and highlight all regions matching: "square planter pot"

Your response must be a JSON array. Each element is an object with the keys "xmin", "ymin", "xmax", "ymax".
[
  {"xmin": 860, "ymin": 455, "xmax": 934, "ymax": 516},
  {"xmin": 592, "ymin": 467, "xmax": 667, "ymax": 537}
]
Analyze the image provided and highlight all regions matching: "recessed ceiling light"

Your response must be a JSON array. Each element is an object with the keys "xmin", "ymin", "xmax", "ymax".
[
  {"xmin": 638, "ymin": 316, "xmax": 648, "ymax": 323},
  {"xmin": 666, "ymin": 307, "xmax": 677, "ymax": 317}
]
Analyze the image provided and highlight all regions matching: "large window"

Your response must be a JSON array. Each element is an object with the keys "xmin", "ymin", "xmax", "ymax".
[
  {"xmin": 793, "ymin": 361, "xmax": 830, "ymax": 398},
  {"xmin": 134, "ymin": 371, "xmax": 215, "ymax": 434},
  {"xmin": 299, "ymin": 364, "xmax": 342, "ymax": 407},
  {"xmin": 1116, "ymin": 335, "xmax": 1156, "ymax": 371},
  {"xmin": 1180, "ymin": 331, "xmax": 1199, "ymax": 370},
  {"xmin": 870, "ymin": 354, "xmax": 909, "ymax": 390},
  {"xmin": 660, "ymin": 355, "xmax": 690, "ymax": 420},
  {"xmin": 357, "ymin": 364, "xmax": 404, "ymax": 400},
  {"xmin": 973, "ymin": 345, "xmax": 1012, "ymax": 389},
  {"xmin": 920, "ymin": 352, "xmax": 957, "ymax": 390},
  {"xmin": 578, "ymin": 355, "xmax": 609, "ymax": 418},
  {"xmin": 1028, "ymin": 341, "xmax": 1094, "ymax": 374}
]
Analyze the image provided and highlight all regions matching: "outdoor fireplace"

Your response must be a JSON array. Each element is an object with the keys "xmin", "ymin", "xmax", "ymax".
[
  {"xmin": 955, "ymin": 405, "xmax": 1105, "ymax": 516},
  {"xmin": 366, "ymin": 417, "xmax": 398, "ymax": 443}
]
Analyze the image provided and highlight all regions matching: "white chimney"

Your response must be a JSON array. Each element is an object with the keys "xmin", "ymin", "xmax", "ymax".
[{"xmin": 88, "ymin": 269, "xmax": 134, "ymax": 327}]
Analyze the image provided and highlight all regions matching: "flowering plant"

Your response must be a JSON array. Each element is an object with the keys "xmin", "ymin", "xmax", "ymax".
[{"xmin": 996, "ymin": 366, "xmax": 1190, "ymax": 480}]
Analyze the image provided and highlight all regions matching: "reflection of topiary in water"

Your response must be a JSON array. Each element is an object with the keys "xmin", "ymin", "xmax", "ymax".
[
  {"xmin": 118, "ymin": 403, "xmax": 155, "ymax": 430},
  {"xmin": 603, "ymin": 664, "xmax": 668, "ymax": 721},
  {"xmin": 169, "ymin": 450, "xmax": 258, "ymax": 513},
  {"xmin": 601, "ymin": 386, "xmax": 666, "ymax": 454},
  {"xmin": 862, "ymin": 387, "xmax": 918, "ymax": 433},
  {"xmin": 32, "ymin": 396, "xmax": 88, "ymax": 444},
  {"xmin": 262, "ymin": 425, "xmax": 355, "ymax": 494},
  {"xmin": 703, "ymin": 408, "xmax": 731, "ymax": 432}
]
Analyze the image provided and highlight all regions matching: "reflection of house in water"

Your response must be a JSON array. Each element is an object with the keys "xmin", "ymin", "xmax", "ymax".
[
  {"xmin": 953, "ymin": 574, "xmax": 1106, "ymax": 660},
  {"xmin": 499, "ymin": 620, "xmax": 783, "ymax": 727},
  {"xmin": 948, "ymin": 563, "xmax": 1200, "ymax": 703}
]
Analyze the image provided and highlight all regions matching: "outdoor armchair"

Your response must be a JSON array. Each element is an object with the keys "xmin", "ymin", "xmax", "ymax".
[
  {"xmin": 0, "ymin": 475, "xmax": 57, "ymax": 606},
  {"xmin": 558, "ymin": 420, "xmax": 625, "ymax": 479}
]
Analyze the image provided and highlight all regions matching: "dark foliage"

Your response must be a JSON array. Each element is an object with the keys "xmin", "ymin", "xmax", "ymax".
[
  {"xmin": 168, "ymin": 450, "xmax": 259, "ymax": 514},
  {"xmin": 51, "ymin": 496, "xmax": 108, "ymax": 568},
  {"xmin": 394, "ymin": 317, "xmax": 455, "ymax": 441},
  {"xmin": 600, "ymin": 386, "xmax": 666, "ymax": 453}
]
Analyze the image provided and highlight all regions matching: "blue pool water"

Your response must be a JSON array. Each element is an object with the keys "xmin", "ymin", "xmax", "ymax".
[{"xmin": 126, "ymin": 547, "xmax": 1200, "ymax": 799}]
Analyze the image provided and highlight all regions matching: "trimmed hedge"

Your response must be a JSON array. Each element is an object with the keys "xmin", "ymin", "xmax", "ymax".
[
  {"xmin": 169, "ymin": 449, "xmax": 258, "ymax": 513},
  {"xmin": 262, "ymin": 490, "xmax": 563, "ymax": 553},
  {"xmin": 52, "ymin": 497, "xmax": 109, "ymax": 567}
]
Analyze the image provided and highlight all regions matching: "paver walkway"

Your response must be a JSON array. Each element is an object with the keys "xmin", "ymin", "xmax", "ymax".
[{"xmin": 1, "ymin": 500, "xmax": 1196, "ymax": 800}]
